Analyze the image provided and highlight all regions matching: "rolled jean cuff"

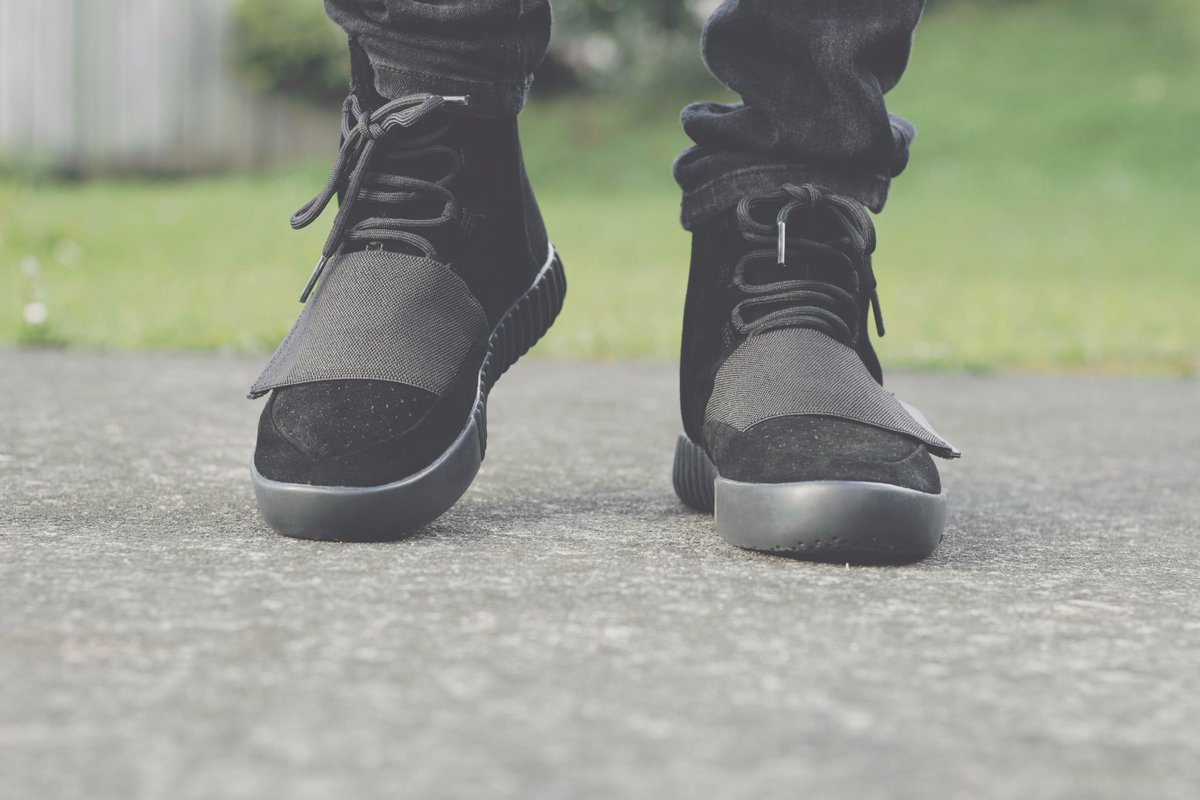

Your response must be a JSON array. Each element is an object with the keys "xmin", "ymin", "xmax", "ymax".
[
  {"xmin": 676, "ymin": 114, "xmax": 916, "ymax": 229},
  {"xmin": 357, "ymin": 34, "xmax": 531, "ymax": 117},
  {"xmin": 677, "ymin": 161, "xmax": 894, "ymax": 230}
]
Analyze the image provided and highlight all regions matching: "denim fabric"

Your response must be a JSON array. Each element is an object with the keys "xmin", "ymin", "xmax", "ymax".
[
  {"xmin": 323, "ymin": 0, "xmax": 552, "ymax": 117},
  {"xmin": 677, "ymin": 0, "xmax": 925, "ymax": 226},
  {"xmin": 324, "ymin": 0, "xmax": 924, "ymax": 226}
]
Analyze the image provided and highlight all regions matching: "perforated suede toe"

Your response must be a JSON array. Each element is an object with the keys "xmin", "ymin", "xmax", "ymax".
[
  {"xmin": 271, "ymin": 381, "xmax": 436, "ymax": 458},
  {"xmin": 254, "ymin": 373, "xmax": 476, "ymax": 488},
  {"xmin": 703, "ymin": 415, "xmax": 941, "ymax": 493}
]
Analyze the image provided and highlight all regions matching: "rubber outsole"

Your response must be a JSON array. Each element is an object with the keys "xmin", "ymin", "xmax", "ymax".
[
  {"xmin": 673, "ymin": 433, "xmax": 945, "ymax": 564},
  {"xmin": 252, "ymin": 247, "xmax": 566, "ymax": 542}
]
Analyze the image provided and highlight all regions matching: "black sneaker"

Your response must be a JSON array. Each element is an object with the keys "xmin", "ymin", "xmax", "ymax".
[
  {"xmin": 673, "ymin": 184, "xmax": 958, "ymax": 563},
  {"xmin": 249, "ymin": 51, "xmax": 564, "ymax": 541}
]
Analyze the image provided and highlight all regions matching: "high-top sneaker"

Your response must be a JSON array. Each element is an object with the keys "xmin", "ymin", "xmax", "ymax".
[
  {"xmin": 673, "ymin": 184, "xmax": 958, "ymax": 563},
  {"xmin": 249, "ymin": 50, "xmax": 565, "ymax": 541}
]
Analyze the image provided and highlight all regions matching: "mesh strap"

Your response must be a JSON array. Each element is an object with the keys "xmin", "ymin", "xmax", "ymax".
[
  {"xmin": 706, "ymin": 328, "xmax": 960, "ymax": 458},
  {"xmin": 250, "ymin": 250, "xmax": 487, "ymax": 399}
]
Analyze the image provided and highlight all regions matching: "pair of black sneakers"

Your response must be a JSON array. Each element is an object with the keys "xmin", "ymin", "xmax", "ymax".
[{"xmin": 248, "ymin": 73, "xmax": 958, "ymax": 564}]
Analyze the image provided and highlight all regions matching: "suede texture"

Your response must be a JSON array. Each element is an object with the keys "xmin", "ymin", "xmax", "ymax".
[
  {"xmin": 680, "ymin": 191, "xmax": 939, "ymax": 493},
  {"xmin": 704, "ymin": 416, "xmax": 940, "ymax": 493},
  {"xmin": 254, "ymin": 344, "xmax": 483, "ymax": 487},
  {"xmin": 679, "ymin": 211, "xmax": 748, "ymax": 446}
]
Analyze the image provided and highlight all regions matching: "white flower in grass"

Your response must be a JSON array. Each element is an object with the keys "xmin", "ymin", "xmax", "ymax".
[
  {"xmin": 23, "ymin": 301, "xmax": 48, "ymax": 326},
  {"xmin": 55, "ymin": 240, "xmax": 83, "ymax": 267},
  {"xmin": 577, "ymin": 34, "xmax": 619, "ymax": 73}
]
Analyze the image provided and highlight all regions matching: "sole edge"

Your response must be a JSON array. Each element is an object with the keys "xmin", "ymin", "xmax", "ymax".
[{"xmin": 673, "ymin": 433, "xmax": 946, "ymax": 563}]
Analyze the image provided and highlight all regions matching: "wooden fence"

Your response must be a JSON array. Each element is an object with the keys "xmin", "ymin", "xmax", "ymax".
[{"xmin": 0, "ymin": 0, "xmax": 337, "ymax": 173}]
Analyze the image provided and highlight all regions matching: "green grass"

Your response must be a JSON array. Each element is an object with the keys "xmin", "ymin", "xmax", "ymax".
[{"xmin": 2, "ymin": 2, "xmax": 1198, "ymax": 374}]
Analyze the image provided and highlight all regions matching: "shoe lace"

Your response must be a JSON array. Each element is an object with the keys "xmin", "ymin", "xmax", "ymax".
[
  {"xmin": 292, "ymin": 93, "xmax": 470, "ymax": 302},
  {"xmin": 731, "ymin": 183, "xmax": 886, "ymax": 347}
]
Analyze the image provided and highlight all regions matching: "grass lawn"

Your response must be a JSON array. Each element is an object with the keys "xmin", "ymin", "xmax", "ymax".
[{"xmin": 2, "ymin": 2, "xmax": 1198, "ymax": 375}]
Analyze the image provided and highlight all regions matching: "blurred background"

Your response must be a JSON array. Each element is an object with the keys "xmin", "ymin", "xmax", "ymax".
[{"xmin": 1, "ymin": 0, "xmax": 1197, "ymax": 374}]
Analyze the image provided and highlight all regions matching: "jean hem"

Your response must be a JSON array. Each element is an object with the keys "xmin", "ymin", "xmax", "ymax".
[
  {"xmin": 679, "ymin": 164, "xmax": 892, "ymax": 230},
  {"xmin": 365, "ymin": 56, "xmax": 531, "ymax": 117}
]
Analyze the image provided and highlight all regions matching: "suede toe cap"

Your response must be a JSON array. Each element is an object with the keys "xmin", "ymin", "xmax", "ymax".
[
  {"xmin": 253, "ymin": 378, "xmax": 472, "ymax": 487},
  {"xmin": 704, "ymin": 415, "xmax": 941, "ymax": 493}
]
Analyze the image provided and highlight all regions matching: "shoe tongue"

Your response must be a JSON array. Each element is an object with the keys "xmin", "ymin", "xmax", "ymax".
[
  {"xmin": 373, "ymin": 130, "xmax": 454, "ymax": 179},
  {"xmin": 749, "ymin": 201, "xmax": 862, "ymax": 289}
]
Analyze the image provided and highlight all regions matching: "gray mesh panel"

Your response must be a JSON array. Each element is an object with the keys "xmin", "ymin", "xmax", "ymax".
[
  {"xmin": 251, "ymin": 250, "xmax": 488, "ymax": 398},
  {"xmin": 706, "ymin": 328, "xmax": 958, "ymax": 456}
]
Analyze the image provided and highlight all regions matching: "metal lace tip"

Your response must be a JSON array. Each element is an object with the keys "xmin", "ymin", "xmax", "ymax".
[
  {"xmin": 442, "ymin": 95, "xmax": 471, "ymax": 107},
  {"xmin": 299, "ymin": 255, "xmax": 329, "ymax": 303},
  {"xmin": 777, "ymin": 220, "xmax": 787, "ymax": 266},
  {"xmin": 871, "ymin": 289, "xmax": 886, "ymax": 338}
]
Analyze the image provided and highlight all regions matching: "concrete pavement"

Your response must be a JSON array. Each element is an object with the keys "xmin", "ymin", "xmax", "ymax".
[{"xmin": 1, "ymin": 349, "xmax": 1198, "ymax": 799}]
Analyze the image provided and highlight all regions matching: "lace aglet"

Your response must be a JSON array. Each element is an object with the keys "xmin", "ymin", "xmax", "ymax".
[
  {"xmin": 299, "ymin": 255, "xmax": 329, "ymax": 303},
  {"xmin": 442, "ymin": 95, "xmax": 471, "ymax": 107},
  {"xmin": 777, "ymin": 220, "xmax": 787, "ymax": 266}
]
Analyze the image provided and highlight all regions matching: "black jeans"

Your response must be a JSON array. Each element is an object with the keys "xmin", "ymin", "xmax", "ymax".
[{"xmin": 324, "ymin": 0, "xmax": 925, "ymax": 228}]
